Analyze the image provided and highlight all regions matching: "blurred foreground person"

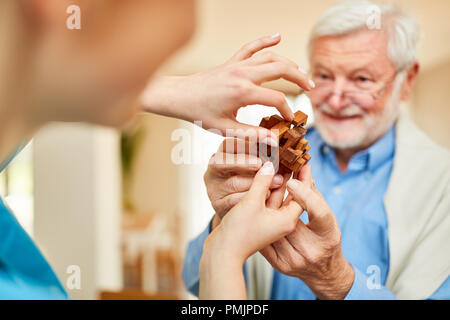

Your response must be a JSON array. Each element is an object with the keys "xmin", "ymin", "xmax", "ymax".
[{"xmin": 0, "ymin": 0, "xmax": 313, "ymax": 299}]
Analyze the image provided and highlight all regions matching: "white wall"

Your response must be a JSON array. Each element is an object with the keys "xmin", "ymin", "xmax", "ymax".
[{"xmin": 33, "ymin": 123, "xmax": 122, "ymax": 299}]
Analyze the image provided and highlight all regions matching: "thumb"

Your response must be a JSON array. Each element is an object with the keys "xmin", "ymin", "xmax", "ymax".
[
  {"xmin": 246, "ymin": 161, "xmax": 275, "ymax": 203},
  {"xmin": 286, "ymin": 179, "xmax": 334, "ymax": 234}
]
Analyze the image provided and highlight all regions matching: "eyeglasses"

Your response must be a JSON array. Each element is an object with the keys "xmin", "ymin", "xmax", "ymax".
[{"xmin": 306, "ymin": 73, "xmax": 398, "ymax": 108}]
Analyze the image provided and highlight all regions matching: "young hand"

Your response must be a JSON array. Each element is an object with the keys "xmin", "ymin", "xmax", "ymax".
[
  {"xmin": 199, "ymin": 161, "xmax": 301, "ymax": 299},
  {"xmin": 141, "ymin": 34, "xmax": 314, "ymax": 146}
]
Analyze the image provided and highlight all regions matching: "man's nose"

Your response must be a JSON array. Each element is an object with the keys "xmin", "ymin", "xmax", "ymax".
[{"xmin": 327, "ymin": 79, "xmax": 348, "ymax": 111}]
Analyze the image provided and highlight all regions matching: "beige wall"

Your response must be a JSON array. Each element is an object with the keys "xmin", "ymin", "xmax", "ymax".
[
  {"xmin": 129, "ymin": 114, "xmax": 182, "ymax": 216},
  {"xmin": 33, "ymin": 123, "xmax": 122, "ymax": 299},
  {"xmin": 412, "ymin": 59, "xmax": 450, "ymax": 149},
  {"xmin": 160, "ymin": 0, "xmax": 450, "ymax": 74}
]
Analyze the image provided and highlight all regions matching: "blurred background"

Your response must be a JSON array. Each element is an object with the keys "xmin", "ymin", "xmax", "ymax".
[{"xmin": 1, "ymin": 0, "xmax": 449, "ymax": 299}]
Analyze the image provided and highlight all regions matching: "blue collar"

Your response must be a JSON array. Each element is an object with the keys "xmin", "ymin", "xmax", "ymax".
[
  {"xmin": 0, "ymin": 141, "xmax": 27, "ymax": 173},
  {"xmin": 316, "ymin": 125, "xmax": 395, "ymax": 173}
]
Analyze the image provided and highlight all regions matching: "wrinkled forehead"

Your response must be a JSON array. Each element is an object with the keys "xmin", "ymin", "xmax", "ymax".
[{"xmin": 310, "ymin": 29, "xmax": 395, "ymax": 76}]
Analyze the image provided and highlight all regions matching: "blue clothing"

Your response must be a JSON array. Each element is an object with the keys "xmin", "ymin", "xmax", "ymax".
[
  {"xmin": 183, "ymin": 126, "xmax": 450, "ymax": 299},
  {"xmin": 0, "ymin": 147, "xmax": 68, "ymax": 299}
]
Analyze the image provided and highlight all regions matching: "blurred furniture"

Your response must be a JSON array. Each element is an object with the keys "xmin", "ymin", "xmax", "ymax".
[
  {"xmin": 121, "ymin": 212, "xmax": 183, "ymax": 298},
  {"xmin": 100, "ymin": 289, "xmax": 178, "ymax": 300}
]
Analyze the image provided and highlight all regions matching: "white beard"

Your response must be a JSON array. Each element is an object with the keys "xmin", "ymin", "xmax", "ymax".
[{"xmin": 313, "ymin": 73, "xmax": 405, "ymax": 150}]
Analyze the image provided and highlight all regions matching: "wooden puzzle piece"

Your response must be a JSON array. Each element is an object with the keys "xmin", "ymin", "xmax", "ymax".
[
  {"xmin": 295, "ymin": 138, "xmax": 308, "ymax": 151},
  {"xmin": 260, "ymin": 114, "xmax": 284, "ymax": 129},
  {"xmin": 258, "ymin": 110, "xmax": 311, "ymax": 175},
  {"xmin": 270, "ymin": 121, "xmax": 290, "ymax": 139},
  {"xmin": 292, "ymin": 111, "xmax": 308, "ymax": 127},
  {"xmin": 282, "ymin": 147, "xmax": 302, "ymax": 164}
]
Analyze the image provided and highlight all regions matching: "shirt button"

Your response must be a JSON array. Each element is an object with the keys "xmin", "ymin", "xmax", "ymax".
[
  {"xmin": 322, "ymin": 145, "xmax": 330, "ymax": 154},
  {"xmin": 333, "ymin": 186, "xmax": 342, "ymax": 195},
  {"xmin": 365, "ymin": 172, "xmax": 371, "ymax": 179}
]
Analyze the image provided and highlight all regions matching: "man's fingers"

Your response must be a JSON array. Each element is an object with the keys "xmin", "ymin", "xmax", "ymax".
[
  {"xmin": 219, "ymin": 137, "xmax": 279, "ymax": 156},
  {"xmin": 267, "ymin": 173, "xmax": 291, "ymax": 209},
  {"xmin": 247, "ymin": 62, "xmax": 314, "ymax": 92},
  {"xmin": 286, "ymin": 179, "xmax": 336, "ymax": 234},
  {"xmin": 209, "ymin": 152, "xmax": 262, "ymax": 174},
  {"xmin": 216, "ymin": 192, "xmax": 247, "ymax": 218},
  {"xmin": 246, "ymin": 162, "xmax": 275, "ymax": 203},
  {"xmin": 297, "ymin": 164, "xmax": 313, "ymax": 189},
  {"xmin": 228, "ymin": 34, "xmax": 281, "ymax": 63},
  {"xmin": 219, "ymin": 121, "xmax": 280, "ymax": 148},
  {"xmin": 272, "ymin": 237, "xmax": 296, "ymax": 262},
  {"xmin": 281, "ymin": 193, "xmax": 293, "ymax": 207},
  {"xmin": 285, "ymin": 218, "xmax": 310, "ymax": 249},
  {"xmin": 260, "ymin": 245, "xmax": 278, "ymax": 265},
  {"xmin": 224, "ymin": 176, "xmax": 255, "ymax": 193},
  {"xmin": 218, "ymin": 138, "xmax": 261, "ymax": 156},
  {"xmin": 223, "ymin": 174, "xmax": 283, "ymax": 194}
]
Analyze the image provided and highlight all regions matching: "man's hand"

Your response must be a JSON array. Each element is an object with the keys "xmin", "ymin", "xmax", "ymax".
[
  {"xmin": 204, "ymin": 139, "xmax": 284, "ymax": 230},
  {"xmin": 261, "ymin": 166, "xmax": 355, "ymax": 300},
  {"xmin": 141, "ymin": 34, "xmax": 314, "ymax": 145}
]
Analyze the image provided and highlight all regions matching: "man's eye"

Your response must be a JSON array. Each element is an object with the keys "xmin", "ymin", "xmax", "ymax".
[
  {"xmin": 357, "ymin": 76, "xmax": 370, "ymax": 82},
  {"xmin": 320, "ymin": 74, "xmax": 329, "ymax": 80}
]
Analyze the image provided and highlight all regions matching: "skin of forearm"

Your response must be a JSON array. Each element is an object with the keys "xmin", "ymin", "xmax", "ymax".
[
  {"xmin": 140, "ymin": 76, "xmax": 194, "ymax": 121},
  {"xmin": 199, "ymin": 231, "xmax": 247, "ymax": 300},
  {"xmin": 209, "ymin": 215, "xmax": 353, "ymax": 299}
]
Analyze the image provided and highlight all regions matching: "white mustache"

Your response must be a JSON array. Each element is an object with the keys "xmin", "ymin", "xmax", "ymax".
[{"xmin": 317, "ymin": 103, "xmax": 365, "ymax": 117}]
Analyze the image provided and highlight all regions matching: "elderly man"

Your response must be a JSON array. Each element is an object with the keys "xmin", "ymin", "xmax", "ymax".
[{"xmin": 183, "ymin": 0, "xmax": 450, "ymax": 300}]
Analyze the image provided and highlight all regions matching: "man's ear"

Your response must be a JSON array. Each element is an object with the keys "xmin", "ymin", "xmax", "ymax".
[{"xmin": 401, "ymin": 62, "xmax": 420, "ymax": 101}]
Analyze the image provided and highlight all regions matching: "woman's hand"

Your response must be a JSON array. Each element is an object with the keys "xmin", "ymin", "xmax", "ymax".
[
  {"xmin": 141, "ymin": 34, "xmax": 314, "ymax": 146},
  {"xmin": 260, "ymin": 166, "xmax": 354, "ymax": 300},
  {"xmin": 204, "ymin": 138, "xmax": 285, "ymax": 229},
  {"xmin": 199, "ymin": 161, "xmax": 302, "ymax": 299},
  {"xmin": 215, "ymin": 161, "xmax": 302, "ymax": 261}
]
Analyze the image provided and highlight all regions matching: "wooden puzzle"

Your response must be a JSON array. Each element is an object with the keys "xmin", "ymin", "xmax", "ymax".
[{"xmin": 259, "ymin": 110, "xmax": 311, "ymax": 175}]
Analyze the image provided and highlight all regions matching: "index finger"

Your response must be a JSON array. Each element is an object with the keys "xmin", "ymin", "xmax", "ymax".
[
  {"xmin": 247, "ymin": 62, "xmax": 314, "ymax": 92},
  {"xmin": 219, "ymin": 138, "xmax": 260, "ymax": 156},
  {"xmin": 228, "ymin": 34, "xmax": 281, "ymax": 63},
  {"xmin": 209, "ymin": 152, "xmax": 262, "ymax": 175}
]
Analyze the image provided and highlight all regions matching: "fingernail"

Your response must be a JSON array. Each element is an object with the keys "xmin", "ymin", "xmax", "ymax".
[
  {"xmin": 271, "ymin": 32, "xmax": 280, "ymax": 38},
  {"xmin": 287, "ymin": 179, "xmax": 300, "ymax": 190},
  {"xmin": 309, "ymin": 79, "xmax": 316, "ymax": 89},
  {"xmin": 298, "ymin": 66, "xmax": 307, "ymax": 74},
  {"xmin": 262, "ymin": 136, "xmax": 278, "ymax": 147},
  {"xmin": 273, "ymin": 174, "xmax": 283, "ymax": 185},
  {"xmin": 260, "ymin": 161, "xmax": 274, "ymax": 175},
  {"xmin": 255, "ymin": 157, "xmax": 263, "ymax": 168}
]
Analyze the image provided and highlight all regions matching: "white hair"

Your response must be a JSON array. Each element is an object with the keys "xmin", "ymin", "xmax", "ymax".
[{"xmin": 308, "ymin": 0, "xmax": 421, "ymax": 71}]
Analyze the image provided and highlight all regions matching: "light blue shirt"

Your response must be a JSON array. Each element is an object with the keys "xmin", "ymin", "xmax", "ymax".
[
  {"xmin": 182, "ymin": 125, "xmax": 450, "ymax": 299},
  {"xmin": 0, "ymin": 146, "xmax": 68, "ymax": 299}
]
